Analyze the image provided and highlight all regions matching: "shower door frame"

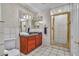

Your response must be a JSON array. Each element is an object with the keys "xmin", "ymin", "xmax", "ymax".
[{"xmin": 50, "ymin": 12, "xmax": 71, "ymax": 48}]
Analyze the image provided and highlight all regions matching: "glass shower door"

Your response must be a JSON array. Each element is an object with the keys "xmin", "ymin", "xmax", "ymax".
[{"xmin": 54, "ymin": 13, "xmax": 68, "ymax": 48}]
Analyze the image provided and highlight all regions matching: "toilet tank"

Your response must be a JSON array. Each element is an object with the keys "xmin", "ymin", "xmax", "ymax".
[{"xmin": 4, "ymin": 38, "xmax": 16, "ymax": 50}]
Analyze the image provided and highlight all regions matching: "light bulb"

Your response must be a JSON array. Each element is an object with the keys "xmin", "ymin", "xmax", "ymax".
[{"xmin": 23, "ymin": 16, "xmax": 26, "ymax": 19}]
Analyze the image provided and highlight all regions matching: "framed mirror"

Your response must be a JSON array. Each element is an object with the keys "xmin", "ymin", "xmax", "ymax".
[
  {"xmin": 19, "ymin": 10, "xmax": 29, "ymax": 32},
  {"xmin": 31, "ymin": 16, "xmax": 43, "ymax": 29}
]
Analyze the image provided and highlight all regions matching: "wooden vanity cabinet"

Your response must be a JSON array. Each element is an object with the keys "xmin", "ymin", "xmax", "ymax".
[
  {"xmin": 39, "ymin": 34, "xmax": 42, "ymax": 45},
  {"xmin": 36, "ymin": 34, "xmax": 42, "ymax": 47},
  {"xmin": 20, "ymin": 36, "xmax": 28, "ymax": 54},
  {"xmin": 28, "ymin": 36, "xmax": 36, "ymax": 53},
  {"xmin": 20, "ymin": 34, "xmax": 42, "ymax": 54}
]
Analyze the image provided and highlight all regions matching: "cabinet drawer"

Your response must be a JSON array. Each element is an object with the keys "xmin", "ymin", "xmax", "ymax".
[
  {"xmin": 36, "ymin": 35, "xmax": 39, "ymax": 39},
  {"xmin": 36, "ymin": 35, "xmax": 42, "ymax": 40},
  {"xmin": 28, "ymin": 36, "xmax": 36, "ymax": 40}
]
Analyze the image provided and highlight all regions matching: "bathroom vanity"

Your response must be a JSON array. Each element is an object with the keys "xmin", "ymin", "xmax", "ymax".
[{"xmin": 20, "ymin": 32, "xmax": 42, "ymax": 54}]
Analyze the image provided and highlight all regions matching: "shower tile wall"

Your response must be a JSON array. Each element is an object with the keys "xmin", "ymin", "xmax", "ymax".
[
  {"xmin": 0, "ymin": 4, "xmax": 4, "ymax": 56},
  {"xmin": 1, "ymin": 4, "xmax": 20, "ymax": 49},
  {"xmin": 71, "ymin": 4, "xmax": 79, "ymax": 56}
]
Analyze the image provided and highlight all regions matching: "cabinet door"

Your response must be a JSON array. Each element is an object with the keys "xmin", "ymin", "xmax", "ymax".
[
  {"xmin": 28, "ymin": 36, "xmax": 35, "ymax": 52},
  {"xmin": 39, "ymin": 34, "xmax": 42, "ymax": 45},
  {"xmin": 36, "ymin": 35, "xmax": 40, "ymax": 47},
  {"xmin": 36, "ymin": 34, "xmax": 42, "ymax": 47},
  {"xmin": 20, "ymin": 36, "xmax": 28, "ymax": 54}
]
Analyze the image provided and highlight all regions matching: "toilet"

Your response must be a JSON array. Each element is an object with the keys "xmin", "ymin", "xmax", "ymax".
[
  {"xmin": 4, "ymin": 49, "xmax": 20, "ymax": 56},
  {"xmin": 4, "ymin": 38, "xmax": 20, "ymax": 56}
]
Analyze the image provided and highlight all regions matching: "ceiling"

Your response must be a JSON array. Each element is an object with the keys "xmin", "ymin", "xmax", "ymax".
[{"xmin": 21, "ymin": 3, "xmax": 67, "ymax": 12}]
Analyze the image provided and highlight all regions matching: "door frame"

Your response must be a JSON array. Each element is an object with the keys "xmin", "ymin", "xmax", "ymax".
[{"xmin": 50, "ymin": 12, "xmax": 71, "ymax": 49}]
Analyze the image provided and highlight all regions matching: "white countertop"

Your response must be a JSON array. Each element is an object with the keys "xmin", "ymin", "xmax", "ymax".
[{"xmin": 20, "ymin": 32, "xmax": 29, "ymax": 36}]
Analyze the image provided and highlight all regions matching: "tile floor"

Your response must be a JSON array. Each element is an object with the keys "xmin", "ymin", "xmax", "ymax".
[{"xmin": 21, "ymin": 45, "xmax": 71, "ymax": 56}]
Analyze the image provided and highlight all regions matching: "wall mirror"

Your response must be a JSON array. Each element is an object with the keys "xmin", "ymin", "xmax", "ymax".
[
  {"xmin": 31, "ymin": 16, "xmax": 43, "ymax": 29},
  {"xmin": 19, "ymin": 10, "xmax": 29, "ymax": 32}
]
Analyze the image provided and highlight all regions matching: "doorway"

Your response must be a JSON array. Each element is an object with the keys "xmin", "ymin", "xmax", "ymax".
[{"xmin": 50, "ymin": 12, "xmax": 71, "ymax": 49}]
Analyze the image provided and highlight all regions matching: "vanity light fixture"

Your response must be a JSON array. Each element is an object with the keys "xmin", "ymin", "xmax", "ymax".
[
  {"xmin": 39, "ymin": 21, "xmax": 43, "ymax": 24},
  {"xmin": 58, "ymin": 9, "xmax": 62, "ymax": 13},
  {"xmin": 50, "ymin": 10, "xmax": 53, "ymax": 15},
  {"xmin": 29, "ymin": 15, "xmax": 32, "ymax": 19},
  {"xmin": 26, "ymin": 15, "xmax": 29, "ymax": 19},
  {"xmin": 23, "ymin": 15, "xmax": 26, "ymax": 19}
]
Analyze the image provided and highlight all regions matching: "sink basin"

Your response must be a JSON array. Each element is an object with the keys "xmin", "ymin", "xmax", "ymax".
[
  {"xmin": 20, "ymin": 32, "xmax": 29, "ymax": 36},
  {"xmin": 20, "ymin": 32, "xmax": 42, "ymax": 36}
]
